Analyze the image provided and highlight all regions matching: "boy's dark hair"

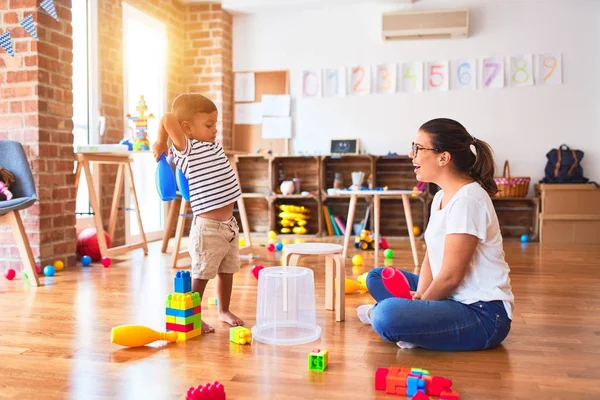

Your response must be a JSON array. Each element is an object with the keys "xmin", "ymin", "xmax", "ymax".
[{"xmin": 171, "ymin": 93, "xmax": 217, "ymax": 123}]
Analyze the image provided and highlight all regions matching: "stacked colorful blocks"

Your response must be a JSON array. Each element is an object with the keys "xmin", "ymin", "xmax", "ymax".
[{"xmin": 166, "ymin": 271, "xmax": 202, "ymax": 341}]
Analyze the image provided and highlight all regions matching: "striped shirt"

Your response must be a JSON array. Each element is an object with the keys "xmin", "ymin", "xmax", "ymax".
[{"xmin": 171, "ymin": 138, "xmax": 241, "ymax": 215}]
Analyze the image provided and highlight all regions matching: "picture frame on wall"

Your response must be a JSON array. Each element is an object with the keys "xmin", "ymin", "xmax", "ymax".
[{"xmin": 330, "ymin": 139, "xmax": 360, "ymax": 154}]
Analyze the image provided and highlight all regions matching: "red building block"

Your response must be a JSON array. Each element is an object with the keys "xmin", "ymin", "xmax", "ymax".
[
  {"xmin": 186, "ymin": 381, "xmax": 226, "ymax": 400},
  {"xmin": 166, "ymin": 322, "xmax": 195, "ymax": 332},
  {"xmin": 412, "ymin": 391, "xmax": 431, "ymax": 400},
  {"xmin": 440, "ymin": 389, "xmax": 460, "ymax": 400},
  {"xmin": 386, "ymin": 366, "xmax": 410, "ymax": 396},
  {"xmin": 427, "ymin": 376, "xmax": 453, "ymax": 396},
  {"xmin": 375, "ymin": 367, "xmax": 389, "ymax": 391}
]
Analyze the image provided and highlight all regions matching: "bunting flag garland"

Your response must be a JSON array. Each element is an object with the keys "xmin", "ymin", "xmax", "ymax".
[
  {"xmin": 40, "ymin": 0, "xmax": 59, "ymax": 22},
  {"xmin": 19, "ymin": 14, "xmax": 38, "ymax": 40},
  {"xmin": 0, "ymin": 0, "xmax": 59, "ymax": 57},
  {"xmin": 0, "ymin": 31, "xmax": 15, "ymax": 57}
]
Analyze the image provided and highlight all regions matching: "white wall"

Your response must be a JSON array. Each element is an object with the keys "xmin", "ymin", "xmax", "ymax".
[{"xmin": 232, "ymin": 0, "xmax": 600, "ymax": 183}]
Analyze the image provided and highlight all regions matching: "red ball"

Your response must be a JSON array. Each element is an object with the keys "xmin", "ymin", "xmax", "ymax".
[
  {"xmin": 267, "ymin": 243, "xmax": 275, "ymax": 252},
  {"xmin": 77, "ymin": 227, "xmax": 111, "ymax": 261},
  {"xmin": 4, "ymin": 269, "xmax": 16, "ymax": 280},
  {"xmin": 251, "ymin": 264, "xmax": 264, "ymax": 279},
  {"xmin": 101, "ymin": 257, "xmax": 111, "ymax": 268}
]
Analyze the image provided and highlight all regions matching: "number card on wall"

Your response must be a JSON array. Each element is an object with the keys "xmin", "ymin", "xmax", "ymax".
[
  {"xmin": 451, "ymin": 59, "xmax": 476, "ymax": 90},
  {"xmin": 303, "ymin": 70, "xmax": 321, "ymax": 98},
  {"xmin": 538, "ymin": 53, "xmax": 562, "ymax": 85},
  {"xmin": 426, "ymin": 61, "xmax": 449, "ymax": 92},
  {"xmin": 350, "ymin": 65, "xmax": 371, "ymax": 95},
  {"xmin": 510, "ymin": 54, "xmax": 533, "ymax": 87},
  {"xmin": 323, "ymin": 67, "xmax": 346, "ymax": 97},
  {"xmin": 482, "ymin": 57, "xmax": 504, "ymax": 89},
  {"xmin": 376, "ymin": 64, "xmax": 396, "ymax": 94},
  {"xmin": 400, "ymin": 62, "xmax": 423, "ymax": 92}
]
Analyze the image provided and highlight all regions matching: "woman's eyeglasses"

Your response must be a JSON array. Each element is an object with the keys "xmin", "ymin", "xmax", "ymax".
[{"xmin": 411, "ymin": 142, "xmax": 440, "ymax": 157}]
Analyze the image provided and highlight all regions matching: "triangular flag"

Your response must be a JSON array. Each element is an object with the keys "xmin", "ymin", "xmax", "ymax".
[
  {"xmin": 0, "ymin": 31, "xmax": 15, "ymax": 57},
  {"xmin": 19, "ymin": 14, "xmax": 38, "ymax": 40},
  {"xmin": 40, "ymin": 0, "xmax": 59, "ymax": 22}
]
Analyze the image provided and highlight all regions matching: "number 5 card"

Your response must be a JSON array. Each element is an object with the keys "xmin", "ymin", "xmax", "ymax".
[{"xmin": 426, "ymin": 61, "xmax": 449, "ymax": 92}]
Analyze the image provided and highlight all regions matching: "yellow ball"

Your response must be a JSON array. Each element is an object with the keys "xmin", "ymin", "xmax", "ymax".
[
  {"xmin": 53, "ymin": 260, "xmax": 64, "ymax": 271},
  {"xmin": 413, "ymin": 226, "xmax": 421, "ymax": 236},
  {"xmin": 239, "ymin": 238, "xmax": 246, "ymax": 247},
  {"xmin": 268, "ymin": 230, "xmax": 277, "ymax": 239},
  {"xmin": 352, "ymin": 255, "xmax": 363, "ymax": 266}
]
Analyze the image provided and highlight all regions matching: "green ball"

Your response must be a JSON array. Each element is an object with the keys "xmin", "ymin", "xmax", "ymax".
[{"xmin": 384, "ymin": 249, "xmax": 394, "ymax": 259}]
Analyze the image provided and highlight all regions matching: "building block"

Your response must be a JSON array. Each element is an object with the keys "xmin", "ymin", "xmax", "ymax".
[
  {"xmin": 174, "ymin": 270, "xmax": 192, "ymax": 294},
  {"xmin": 375, "ymin": 367, "xmax": 389, "ymax": 391},
  {"xmin": 166, "ymin": 314, "xmax": 201, "ymax": 326},
  {"xmin": 440, "ymin": 390, "xmax": 460, "ymax": 400},
  {"xmin": 308, "ymin": 349, "xmax": 328, "ymax": 371},
  {"xmin": 186, "ymin": 381, "xmax": 226, "ymax": 400},
  {"xmin": 411, "ymin": 368, "xmax": 430, "ymax": 376},
  {"xmin": 386, "ymin": 366, "xmax": 410, "ymax": 395},
  {"xmin": 427, "ymin": 376, "xmax": 453, "ymax": 396},
  {"xmin": 166, "ymin": 307, "xmax": 197, "ymax": 318},
  {"xmin": 166, "ymin": 293, "xmax": 201, "ymax": 310},
  {"xmin": 166, "ymin": 322, "xmax": 195, "ymax": 333},
  {"xmin": 176, "ymin": 328, "xmax": 201, "ymax": 342},
  {"xmin": 412, "ymin": 391, "xmax": 431, "ymax": 400},
  {"xmin": 229, "ymin": 326, "xmax": 252, "ymax": 345},
  {"xmin": 208, "ymin": 297, "xmax": 218, "ymax": 305},
  {"xmin": 407, "ymin": 376, "xmax": 426, "ymax": 397}
]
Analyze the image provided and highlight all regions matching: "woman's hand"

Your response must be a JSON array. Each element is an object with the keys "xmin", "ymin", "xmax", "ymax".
[{"xmin": 410, "ymin": 291, "xmax": 422, "ymax": 300}]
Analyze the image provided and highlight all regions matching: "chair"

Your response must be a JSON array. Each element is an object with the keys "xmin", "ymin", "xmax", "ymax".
[{"xmin": 0, "ymin": 140, "xmax": 40, "ymax": 286}]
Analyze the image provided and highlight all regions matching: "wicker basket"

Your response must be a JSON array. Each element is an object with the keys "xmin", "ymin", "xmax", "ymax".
[{"xmin": 493, "ymin": 160, "xmax": 530, "ymax": 197}]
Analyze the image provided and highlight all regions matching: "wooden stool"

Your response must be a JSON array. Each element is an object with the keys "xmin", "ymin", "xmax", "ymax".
[{"xmin": 282, "ymin": 243, "xmax": 345, "ymax": 322}]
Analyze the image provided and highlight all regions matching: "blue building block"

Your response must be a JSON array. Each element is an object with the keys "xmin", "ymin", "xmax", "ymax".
[
  {"xmin": 166, "ymin": 307, "xmax": 196, "ymax": 318},
  {"xmin": 407, "ymin": 376, "xmax": 426, "ymax": 397},
  {"xmin": 174, "ymin": 271, "xmax": 191, "ymax": 293}
]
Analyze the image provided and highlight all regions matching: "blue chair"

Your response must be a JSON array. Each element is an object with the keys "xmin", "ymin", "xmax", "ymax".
[{"xmin": 0, "ymin": 140, "xmax": 40, "ymax": 286}]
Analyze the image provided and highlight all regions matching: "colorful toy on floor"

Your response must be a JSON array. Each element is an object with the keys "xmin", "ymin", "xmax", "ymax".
[
  {"xmin": 341, "ymin": 277, "xmax": 368, "ymax": 294},
  {"xmin": 413, "ymin": 226, "xmax": 422, "ymax": 236},
  {"xmin": 266, "ymin": 243, "xmax": 275, "ymax": 252},
  {"xmin": 4, "ymin": 268, "xmax": 15, "ymax": 280},
  {"xmin": 126, "ymin": 95, "xmax": 154, "ymax": 151},
  {"xmin": 77, "ymin": 227, "xmax": 112, "ymax": 261},
  {"xmin": 275, "ymin": 242, "xmax": 283, "ymax": 251},
  {"xmin": 354, "ymin": 229, "xmax": 375, "ymax": 250},
  {"xmin": 186, "ymin": 381, "xmax": 226, "ymax": 400},
  {"xmin": 229, "ymin": 326, "xmax": 252, "ymax": 344},
  {"xmin": 208, "ymin": 297, "xmax": 218, "ymax": 306},
  {"xmin": 308, "ymin": 348, "xmax": 328, "ymax": 371},
  {"xmin": 382, "ymin": 267, "xmax": 411, "ymax": 299},
  {"xmin": 520, "ymin": 234, "xmax": 529, "ymax": 243},
  {"xmin": 278, "ymin": 204, "xmax": 310, "ymax": 234},
  {"xmin": 53, "ymin": 260, "xmax": 64, "ymax": 271},
  {"xmin": 110, "ymin": 324, "xmax": 178, "ymax": 347},
  {"xmin": 352, "ymin": 255, "xmax": 363, "ymax": 266},
  {"xmin": 101, "ymin": 257, "xmax": 111, "ymax": 268},
  {"xmin": 251, "ymin": 264, "xmax": 264, "ymax": 279},
  {"xmin": 375, "ymin": 366, "xmax": 454, "ymax": 398},
  {"xmin": 439, "ymin": 390, "xmax": 460, "ymax": 399},
  {"xmin": 239, "ymin": 237, "xmax": 246, "ymax": 247},
  {"xmin": 268, "ymin": 230, "xmax": 277, "ymax": 239},
  {"xmin": 380, "ymin": 237, "xmax": 389, "ymax": 250},
  {"xmin": 43, "ymin": 265, "xmax": 55, "ymax": 276},
  {"xmin": 165, "ymin": 271, "xmax": 202, "ymax": 342},
  {"xmin": 81, "ymin": 255, "xmax": 92, "ymax": 266},
  {"xmin": 384, "ymin": 248, "xmax": 394, "ymax": 259}
]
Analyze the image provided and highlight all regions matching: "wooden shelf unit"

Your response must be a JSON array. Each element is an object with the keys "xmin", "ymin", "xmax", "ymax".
[{"xmin": 491, "ymin": 197, "xmax": 540, "ymax": 240}]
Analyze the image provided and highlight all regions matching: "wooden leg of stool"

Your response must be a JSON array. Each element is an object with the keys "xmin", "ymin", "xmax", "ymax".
[
  {"xmin": 288, "ymin": 254, "xmax": 300, "ymax": 266},
  {"xmin": 3, "ymin": 211, "xmax": 40, "ymax": 287},
  {"xmin": 325, "ymin": 255, "xmax": 334, "ymax": 311},
  {"xmin": 334, "ymin": 254, "xmax": 345, "ymax": 322},
  {"xmin": 162, "ymin": 197, "xmax": 180, "ymax": 253}
]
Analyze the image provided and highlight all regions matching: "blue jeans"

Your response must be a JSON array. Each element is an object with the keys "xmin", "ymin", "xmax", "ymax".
[{"xmin": 367, "ymin": 268, "xmax": 511, "ymax": 352}]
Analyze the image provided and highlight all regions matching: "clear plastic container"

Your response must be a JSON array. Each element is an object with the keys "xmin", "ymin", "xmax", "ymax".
[{"xmin": 251, "ymin": 266, "xmax": 321, "ymax": 346}]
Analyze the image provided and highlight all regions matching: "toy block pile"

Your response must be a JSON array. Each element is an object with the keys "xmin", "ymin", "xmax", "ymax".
[
  {"xmin": 308, "ymin": 349, "xmax": 329, "ymax": 371},
  {"xmin": 229, "ymin": 326, "xmax": 252, "ymax": 344},
  {"xmin": 375, "ymin": 366, "xmax": 459, "ymax": 399},
  {"xmin": 186, "ymin": 381, "xmax": 226, "ymax": 400},
  {"xmin": 166, "ymin": 271, "xmax": 201, "ymax": 342}
]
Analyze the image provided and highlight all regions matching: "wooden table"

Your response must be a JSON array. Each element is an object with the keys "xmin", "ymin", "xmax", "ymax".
[
  {"xmin": 331, "ymin": 189, "xmax": 421, "ymax": 273},
  {"xmin": 74, "ymin": 152, "xmax": 148, "ymax": 260}
]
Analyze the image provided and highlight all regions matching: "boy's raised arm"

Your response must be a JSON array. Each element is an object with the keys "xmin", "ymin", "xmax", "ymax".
[{"xmin": 152, "ymin": 113, "xmax": 187, "ymax": 161}]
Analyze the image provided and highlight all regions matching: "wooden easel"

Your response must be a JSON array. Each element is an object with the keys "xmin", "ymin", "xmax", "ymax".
[{"xmin": 74, "ymin": 153, "xmax": 148, "ymax": 259}]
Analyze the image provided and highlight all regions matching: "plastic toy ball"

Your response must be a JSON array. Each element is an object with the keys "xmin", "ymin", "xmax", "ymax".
[
  {"xmin": 352, "ymin": 255, "xmax": 363, "ymax": 266},
  {"xmin": 520, "ymin": 234, "xmax": 529, "ymax": 243},
  {"xmin": 43, "ymin": 265, "xmax": 56, "ymax": 277},
  {"xmin": 101, "ymin": 257, "xmax": 111, "ymax": 268},
  {"xmin": 4, "ymin": 268, "xmax": 16, "ymax": 280},
  {"xmin": 251, "ymin": 264, "xmax": 264, "ymax": 279},
  {"xmin": 384, "ymin": 249, "xmax": 394, "ymax": 259},
  {"xmin": 81, "ymin": 255, "xmax": 92, "ymax": 266},
  {"xmin": 268, "ymin": 230, "xmax": 277, "ymax": 239},
  {"xmin": 275, "ymin": 242, "xmax": 283, "ymax": 251},
  {"xmin": 266, "ymin": 243, "xmax": 275, "ymax": 252},
  {"xmin": 53, "ymin": 260, "xmax": 64, "ymax": 271},
  {"xmin": 413, "ymin": 226, "xmax": 421, "ymax": 236},
  {"xmin": 239, "ymin": 237, "xmax": 246, "ymax": 247}
]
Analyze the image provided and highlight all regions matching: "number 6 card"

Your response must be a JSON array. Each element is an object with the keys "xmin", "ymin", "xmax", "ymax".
[{"xmin": 451, "ymin": 59, "xmax": 476, "ymax": 90}]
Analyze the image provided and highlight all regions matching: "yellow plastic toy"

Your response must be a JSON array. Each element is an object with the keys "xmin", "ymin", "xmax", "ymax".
[
  {"xmin": 337, "ymin": 273, "xmax": 369, "ymax": 294},
  {"xmin": 278, "ymin": 204, "xmax": 310, "ymax": 234},
  {"xmin": 352, "ymin": 255, "xmax": 363, "ymax": 266},
  {"xmin": 110, "ymin": 324, "xmax": 178, "ymax": 347}
]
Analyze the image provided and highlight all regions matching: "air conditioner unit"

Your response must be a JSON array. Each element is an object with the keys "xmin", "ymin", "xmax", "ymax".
[{"xmin": 382, "ymin": 9, "xmax": 469, "ymax": 41}]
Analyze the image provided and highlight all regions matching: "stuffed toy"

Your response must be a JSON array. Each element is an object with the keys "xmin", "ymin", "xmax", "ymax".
[{"xmin": 0, "ymin": 167, "xmax": 15, "ymax": 201}]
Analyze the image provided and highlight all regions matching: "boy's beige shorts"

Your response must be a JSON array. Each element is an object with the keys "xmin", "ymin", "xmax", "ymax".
[{"xmin": 189, "ymin": 215, "xmax": 240, "ymax": 280}]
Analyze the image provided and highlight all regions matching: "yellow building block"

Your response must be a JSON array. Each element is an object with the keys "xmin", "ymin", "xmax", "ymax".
[
  {"xmin": 229, "ymin": 326, "xmax": 252, "ymax": 344},
  {"xmin": 166, "ymin": 315, "xmax": 176, "ymax": 324},
  {"xmin": 165, "ymin": 292, "xmax": 201, "ymax": 310},
  {"xmin": 176, "ymin": 327, "xmax": 201, "ymax": 342}
]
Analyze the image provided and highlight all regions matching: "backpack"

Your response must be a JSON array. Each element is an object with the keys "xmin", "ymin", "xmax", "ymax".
[{"xmin": 540, "ymin": 144, "xmax": 589, "ymax": 184}]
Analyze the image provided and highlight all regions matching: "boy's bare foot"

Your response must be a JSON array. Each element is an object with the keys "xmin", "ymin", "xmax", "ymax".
[
  {"xmin": 202, "ymin": 321, "xmax": 215, "ymax": 333},
  {"xmin": 219, "ymin": 311, "xmax": 244, "ymax": 326}
]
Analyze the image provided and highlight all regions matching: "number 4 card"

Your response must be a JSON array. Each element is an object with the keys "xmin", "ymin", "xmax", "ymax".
[
  {"xmin": 399, "ymin": 62, "xmax": 423, "ymax": 93},
  {"xmin": 426, "ymin": 61, "xmax": 449, "ymax": 92}
]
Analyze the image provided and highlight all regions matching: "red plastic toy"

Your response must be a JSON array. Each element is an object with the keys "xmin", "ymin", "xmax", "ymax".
[
  {"xmin": 412, "ymin": 391, "xmax": 431, "ymax": 400},
  {"xmin": 381, "ymin": 267, "xmax": 412, "ymax": 299},
  {"xmin": 427, "ymin": 376, "xmax": 453, "ymax": 396},
  {"xmin": 101, "ymin": 257, "xmax": 111, "ymax": 268},
  {"xmin": 251, "ymin": 264, "xmax": 264, "ymax": 279},
  {"xmin": 186, "ymin": 381, "xmax": 226, "ymax": 400},
  {"xmin": 4, "ymin": 268, "xmax": 16, "ymax": 280},
  {"xmin": 440, "ymin": 390, "xmax": 460, "ymax": 400}
]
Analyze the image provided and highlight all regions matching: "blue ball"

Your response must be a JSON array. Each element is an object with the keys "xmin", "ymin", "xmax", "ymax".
[
  {"xmin": 43, "ymin": 265, "xmax": 55, "ymax": 277},
  {"xmin": 275, "ymin": 242, "xmax": 283, "ymax": 251},
  {"xmin": 520, "ymin": 234, "xmax": 529, "ymax": 243},
  {"xmin": 81, "ymin": 255, "xmax": 92, "ymax": 266}
]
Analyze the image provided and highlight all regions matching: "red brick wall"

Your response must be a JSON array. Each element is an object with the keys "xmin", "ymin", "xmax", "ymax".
[{"xmin": 0, "ymin": 0, "xmax": 76, "ymax": 270}]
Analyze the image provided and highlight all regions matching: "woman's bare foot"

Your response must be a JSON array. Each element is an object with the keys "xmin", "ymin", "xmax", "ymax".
[
  {"xmin": 219, "ymin": 310, "xmax": 244, "ymax": 326},
  {"xmin": 202, "ymin": 321, "xmax": 215, "ymax": 333}
]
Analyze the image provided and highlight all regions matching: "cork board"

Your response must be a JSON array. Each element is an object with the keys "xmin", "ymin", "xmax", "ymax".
[{"xmin": 233, "ymin": 70, "xmax": 289, "ymax": 155}]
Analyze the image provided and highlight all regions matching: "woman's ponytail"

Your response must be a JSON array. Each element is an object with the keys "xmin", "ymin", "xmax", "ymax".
[{"xmin": 470, "ymin": 138, "xmax": 498, "ymax": 196}]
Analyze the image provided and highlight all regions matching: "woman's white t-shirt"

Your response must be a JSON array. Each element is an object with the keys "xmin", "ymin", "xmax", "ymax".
[{"xmin": 424, "ymin": 182, "xmax": 515, "ymax": 319}]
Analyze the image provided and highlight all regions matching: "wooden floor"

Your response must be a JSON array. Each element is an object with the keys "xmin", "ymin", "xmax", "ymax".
[{"xmin": 1, "ymin": 237, "xmax": 600, "ymax": 400}]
